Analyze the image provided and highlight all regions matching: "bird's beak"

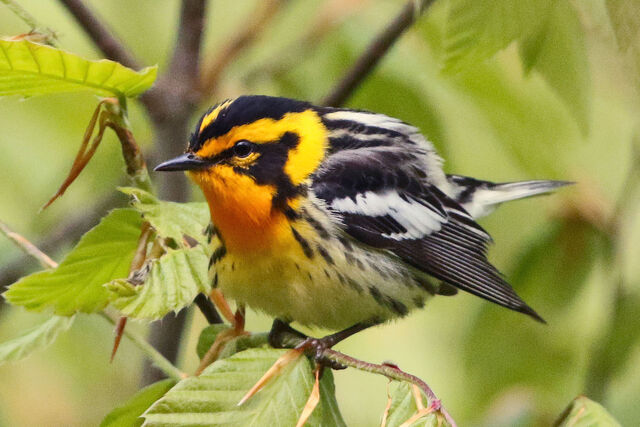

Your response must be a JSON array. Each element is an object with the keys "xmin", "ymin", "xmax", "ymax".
[{"xmin": 154, "ymin": 153, "xmax": 208, "ymax": 172}]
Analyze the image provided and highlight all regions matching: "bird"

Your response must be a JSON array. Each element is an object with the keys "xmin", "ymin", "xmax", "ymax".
[{"xmin": 155, "ymin": 95, "xmax": 570, "ymax": 357}]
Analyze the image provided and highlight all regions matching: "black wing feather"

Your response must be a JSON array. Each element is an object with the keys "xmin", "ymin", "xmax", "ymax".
[{"xmin": 312, "ymin": 148, "xmax": 543, "ymax": 322}]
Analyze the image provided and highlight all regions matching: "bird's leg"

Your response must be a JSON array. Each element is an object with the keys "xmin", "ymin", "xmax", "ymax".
[
  {"xmin": 269, "ymin": 319, "xmax": 379, "ymax": 370},
  {"xmin": 268, "ymin": 319, "xmax": 308, "ymax": 348}
]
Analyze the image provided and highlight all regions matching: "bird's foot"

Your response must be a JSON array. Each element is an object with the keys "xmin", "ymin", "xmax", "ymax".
[{"xmin": 295, "ymin": 337, "xmax": 347, "ymax": 370}]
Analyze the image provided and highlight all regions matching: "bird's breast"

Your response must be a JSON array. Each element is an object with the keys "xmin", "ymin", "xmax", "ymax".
[{"xmin": 190, "ymin": 165, "xmax": 293, "ymax": 254}]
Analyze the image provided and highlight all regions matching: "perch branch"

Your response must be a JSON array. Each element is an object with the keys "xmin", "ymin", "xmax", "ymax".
[{"xmin": 321, "ymin": 0, "xmax": 435, "ymax": 107}]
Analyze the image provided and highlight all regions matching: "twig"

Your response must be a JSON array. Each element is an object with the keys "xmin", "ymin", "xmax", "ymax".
[
  {"xmin": 199, "ymin": 0, "xmax": 286, "ymax": 97},
  {"xmin": 321, "ymin": 0, "xmax": 435, "ymax": 107},
  {"xmin": 0, "ymin": 221, "xmax": 57, "ymax": 269},
  {"xmin": 100, "ymin": 312, "xmax": 187, "ymax": 381},
  {"xmin": 57, "ymin": 0, "xmax": 140, "ymax": 69},
  {"xmin": 325, "ymin": 349, "xmax": 455, "ymax": 425},
  {"xmin": 243, "ymin": 0, "xmax": 369, "ymax": 86},
  {"xmin": 1, "ymin": 0, "xmax": 59, "ymax": 46}
]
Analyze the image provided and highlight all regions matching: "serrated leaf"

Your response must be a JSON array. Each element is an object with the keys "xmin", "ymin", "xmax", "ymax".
[
  {"xmin": 0, "ymin": 315, "xmax": 74, "ymax": 364},
  {"xmin": 0, "ymin": 39, "xmax": 157, "ymax": 97},
  {"xmin": 196, "ymin": 324, "xmax": 232, "ymax": 359},
  {"xmin": 520, "ymin": 1, "xmax": 591, "ymax": 133},
  {"xmin": 120, "ymin": 187, "xmax": 210, "ymax": 247},
  {"xmin": 554, "ymin": 396, "xmax": 621, "ymax": 427},
  {"xmin": 442, "ymin": 0, "xmax": 553, "ymax": 73},
  {"xmin": 101, "ymin": 379, "xmax": 177, "ymax": 427},
  {"xmin": 107, "ymin": 246, "xmax": 210, "ymax": 319},
  {"xmin": 4, "ymin": 209, "xmax": 142, "ymax": 315},
  {"xmin": 143, "ymin": 348, "xmax": 346, "ymax": 427},
  {"xmin": 384, "ymin": 382, "xmax": 451, "ymax": 427}
]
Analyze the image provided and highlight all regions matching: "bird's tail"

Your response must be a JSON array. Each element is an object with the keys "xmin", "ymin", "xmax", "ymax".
[{"xmin": 447, "ymin": 175, "xmax": 573, "ymax": 219}]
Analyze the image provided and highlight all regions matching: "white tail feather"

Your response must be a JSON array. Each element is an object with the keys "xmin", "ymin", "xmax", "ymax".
[{"xmin": 462, "ymin": 180, "xmax": 572, "ymax": 218}]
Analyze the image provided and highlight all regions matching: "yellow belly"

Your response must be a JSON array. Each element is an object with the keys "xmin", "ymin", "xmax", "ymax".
[{"xmin": 208, "ymin": 217, "xmax": 435, "ymax": 330}]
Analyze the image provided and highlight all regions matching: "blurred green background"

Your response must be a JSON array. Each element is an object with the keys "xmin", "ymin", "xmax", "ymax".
[{"xmin": 1, "ymin": 0, "xmax": 639, "ymax": 425}]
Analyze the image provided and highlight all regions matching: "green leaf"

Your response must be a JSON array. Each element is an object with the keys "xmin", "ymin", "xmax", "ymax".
[
  {"xmin": 0, "ymin": 39, "xmax": 157, "ymax": 98},
  {"xmin": 217, "ymin": 333, "xmax": 270, "ymax": 361},
  {"xmin": 520, "ymin": 1, "xmax": 591, "ymax": 133},
  {"xmin": 120, "ymin": 187, "xmax": 210, "ymax": 247},
  {"xmin": 196, "ymin": 324, "xmax": 232, "ymax": 359},
  {"xmin": 442, "ymin": 0, "xmax": 553, "ymax": 73},
  {"xmin": 107, "ymin": 246, "xmax": 210, "ymax": 319},
  {"xmin": 101, "ymin": 379, "xmax": 177, "ymax": 427},
  {"xmin": 554, "ymin": 396, "xmax": 622, "ymax": 427},
  {"xmin": 384, "ymin": 382, "xmax": 451, "ymax": 427},
  {"xmin": 4, "ymin": 209, "xmax": 142, "ymax": 315},
  {"xmin": 143, "ymin": 348, "xmax": 346, "ymax": 427},
  {"xmin": 0, "ymin": 315, "xmax": 74, "ymax": 364}
]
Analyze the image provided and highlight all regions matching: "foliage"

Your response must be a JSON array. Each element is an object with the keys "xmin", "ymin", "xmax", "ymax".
[
  {"xmin": 4, "ymin": 209, "xmax": 142, "ymax": 315},
  {"xmin": 107, "ymin": 246, "xmax": 210, "ymax": 320},
  {"xmin": 554, "ymin": 395, "xmax": 622, "ymax": 427},
  {"xmin": 0, "ymin": 315, "xmax": 73, "ymax": 363},
  {"xmin": 0, "ymin": 0, "xmax": 637, "ymax": 425},
  {"xmin": 0, "ymin": 39, "xmax": 157, "ymax": 98},
  {"xmin": 143, "ymin": 348, "xmax": 346, "ymax": 427},
  {"xmin": 101, "ymin": 379, "xmax": 177, "ymax": 427}
]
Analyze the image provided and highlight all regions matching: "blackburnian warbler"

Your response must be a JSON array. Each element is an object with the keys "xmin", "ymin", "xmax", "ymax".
[{"xmin": 155, "ymin": 95, "xmax": 569, "ymax": 355}]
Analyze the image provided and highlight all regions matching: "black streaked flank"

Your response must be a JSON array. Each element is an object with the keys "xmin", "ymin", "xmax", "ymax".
[
  {"xmin": 388, "ymin": 299, "xmax": 408, "ymax": 316},
  {"xmin": 369, "ymin": 286, "xmax": 385, "ymax": 306},
  {"xmin": 209, "ymin": 246, "xmax": 227, "ymax": 268},
  {"xmin": 317, "ymin": 246, "xmax": 334, "ymax": 265},
  {"xmin": 302, "ymin": 209, "xmax": 331, "ymax": 239},
  {"xmin": 291, "ymin": 226, "xmax": 314, "ymax": 259},
  {"xmin": 212, "ymin": 272, "xmax": 218, "ymax": 288}
]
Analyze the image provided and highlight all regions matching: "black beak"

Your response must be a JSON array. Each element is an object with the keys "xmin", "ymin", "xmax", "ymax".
[{"xmin": 154, "ymin": 153, "xmax": 208, "ymax": 172}]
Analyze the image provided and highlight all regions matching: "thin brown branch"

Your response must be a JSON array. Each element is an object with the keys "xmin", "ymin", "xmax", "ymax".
[
  {"xmin": 322, "ymin": 0, "xmax": 435, "ymax": 107},
  {"xmin": 243, "ymin": 0, "xmax": 369, "ymax": 87},
  {"xmin": 199, "ymin": 0, "xmax": 286, "ymax": 98},
  {"xmin": 57, "ymin": 0, "xmax": 140, "ymax": 69},
  {"xmin": 0, "ymin": 222, "xmax": 57, "ymax": 269}
]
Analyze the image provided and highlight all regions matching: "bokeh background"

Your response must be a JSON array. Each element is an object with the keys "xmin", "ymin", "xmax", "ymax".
[{"xmin": 1, "ymin": 0, "xmax": 639, "ymax": 425}]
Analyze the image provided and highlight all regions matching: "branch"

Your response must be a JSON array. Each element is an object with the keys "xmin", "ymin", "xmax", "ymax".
[
  {"xmin": 57, "ymin": 0, "xmax": 141, "ymax": 69},
  {"xmin": 321, "ymin": 0, "xmax": 435, "ymax": 107},
  {"xmin": 199, "ymin": 0, "xmax": 286, "ymax": 98},
  {"xmin": 0, "ymin": 221, "xmax": 57, "ymax": 269}
]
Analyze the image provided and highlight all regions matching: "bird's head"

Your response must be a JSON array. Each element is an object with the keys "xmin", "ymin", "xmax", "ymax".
[{"xmin": 155, "ymin": 96, "xmax": 329, "ymax": 236}]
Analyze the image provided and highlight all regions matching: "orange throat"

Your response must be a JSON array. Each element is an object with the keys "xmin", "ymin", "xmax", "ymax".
[{"xmin": 189, "ymin": 166, "xmax": 291, "ymax": 254}]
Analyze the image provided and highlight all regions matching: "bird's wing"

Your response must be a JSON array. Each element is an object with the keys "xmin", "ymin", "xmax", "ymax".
[{"xmin": 312, "ymin": 147, "xmax": 543, "ymax": 321}]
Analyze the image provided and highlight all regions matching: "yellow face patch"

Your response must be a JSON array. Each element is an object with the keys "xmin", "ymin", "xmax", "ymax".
[{"xmin": 194, "ymin": 109, "xmax": 328, "ymax": 184}]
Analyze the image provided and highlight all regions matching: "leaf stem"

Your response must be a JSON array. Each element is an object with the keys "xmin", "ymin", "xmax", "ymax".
[
  {"xmin": 99, "ymin": 311, "xmax": 187, "ymax": 381},
  {"xmin": 1, "ymin": 0, "xmax": 59, "ymax": 46},
  {"xmin": 0, "ymin": 221, "xmax": 57, "ymax": 269}
]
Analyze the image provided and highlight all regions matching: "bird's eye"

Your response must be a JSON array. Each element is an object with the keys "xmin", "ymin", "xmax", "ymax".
[{"xmin": 233, "ymin": 140, "xmax": 253, "ymax": 158}]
